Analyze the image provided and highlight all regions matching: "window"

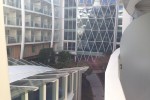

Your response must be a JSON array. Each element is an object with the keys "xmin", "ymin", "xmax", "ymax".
[
  {"xmin": 80, "ymin": 0, "xmax": 84, "ymax": 3},
  {"xmin": 32, "ymin": 45, "xmax": 36, "ymax": 53},
  {"xmin": 64, "ymin": 31, "xmax": 76, "ymax": 40},
  {"xmin": 7, "ymin": 47, "xmax": 13, "ymax": 57},
  {"xmin": 86, "ymin": 0, "xmax": 93, "ymax": 4},
  {"xmin": 63, "ymin": 42, "xmax": 76, "ymax": 51},
  {"xmin": 46, "ymin": 83, "xmax": 53, "ymax": 100},
  {"xmin": 63, "ymin": 42, "xmax": 68, "ymax": 50},
  {"xmin": 28, "ymin": 90, "xmax": 39, "ymax": 100},
  {"xmin": 12, "ymin": 95, "xmax": 21, "ymax": 100}
]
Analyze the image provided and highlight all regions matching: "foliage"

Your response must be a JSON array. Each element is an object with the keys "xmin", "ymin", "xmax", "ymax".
[
  {"xmin": 38, "ymin": 48, "xmax": 55, "ymax": 65},
  {"xmin": 54, "ymin": 51, "xmax": 75, "ymax": 69},
  {"xmin": 57, "ymin": 51, "xmax": 72, "ymax": 62}
]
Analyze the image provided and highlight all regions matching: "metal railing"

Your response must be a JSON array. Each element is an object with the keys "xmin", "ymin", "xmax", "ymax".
[
  {"xmin": 25, "ymin": 35, "xmax": 51, "ymax": 43},
  {"xmin": 26, "ymin": 19, "xmax": 52, "ymax": 29},
  {"xmin": 6, "ymin": 35, "xmax": 21, "ymax": 44},
  {"xmin": 4, "ymin": 16, "xmax": 22, "ymax": 26},
  {"xmin": 3, "ymin": 0, "xmax": 21, "ymax": 8},
  {"xmin": 25, "ymin": 3, "xmax": 52, "ymax": 16}
]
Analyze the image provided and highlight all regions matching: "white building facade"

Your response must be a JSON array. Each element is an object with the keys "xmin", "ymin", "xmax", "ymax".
[{"xmin": 3, "ymin": 0, "xmax": 63, "ymax": 59}]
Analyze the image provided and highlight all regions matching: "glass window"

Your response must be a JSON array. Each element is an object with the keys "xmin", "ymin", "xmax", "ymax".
[
  {"xmin": 46, "ymin": 83, "xmax": 53, "ymax": 100},
  {"xmin": 73, "ymin": 9, "xmax": 76, "ymax": 18},
  {"xmin": 64, "ymin": 32, "xmax": 68, "ymax": 40},
  {"xmin": 69, "ymin": 21, "xmax": 73, "ymax": 29},
  {"xmin": 59, "ymin": 77, "xmax": 63, "ymax": 98},
  {"xmin": 73, "ymin": 32, "xmax": 76, "ymax": 40},
  {"xmin": 69, "ymin": 9, "xmax": 73, "ymax": 19},
  {"xmin": 7, "ymin": 47, "xmax": 13, "ymax": 57},
  {"xmin": 110, "ymin": 0, "xmax": 116, "ymax": 5},
  {"xmin": 80, "ymin": 0, "xmax": 84, "ymax": 3},
  {"xmin": 73, "ymin": 21, "xmax": 76, "ymax": 29},
  {"xmin": 65, "ymin": 9, "xmax": 69, "ymax": 18},
  {"xmin": 64, "ymin": 42, "xmax": 68, "ymax": 50},
  {"xmin": 65, "ymin": 0, "xmax": 69, "ymax": 7},
  {"xmin": 86, "ymin": 0, "xmax": 93, "ymax": 4},
  {"xmin": 28, "ymin": 90, "xmax": 39, "ymax": 100},
  {"xmin": 32, "ymin": 45, "xmax": 36, "ymax": 53},
  {"xmin": 12, "ymin": 96, "xmax": 21, "ymax": 100},
  {"xmin": 64, "ymin": 21, "xmax": 68, "ymax": 29}
]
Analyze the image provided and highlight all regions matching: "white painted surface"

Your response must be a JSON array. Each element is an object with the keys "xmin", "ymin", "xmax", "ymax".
[
  {"xmin": 105, "ymin": 49, "xmax": 126, "ymax": 100},
  {"xmin": 120, "ymin": 13, "xmax": 150, "ymax": 100},
  {"xmin": 122, "ymin": 8, "xmax": 132, "ymax": 33}
]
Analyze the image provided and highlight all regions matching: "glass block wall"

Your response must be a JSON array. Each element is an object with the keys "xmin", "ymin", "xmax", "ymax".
[{"xmin": 77, "ymin": 0, "xmax": 118, "ymax": 61}]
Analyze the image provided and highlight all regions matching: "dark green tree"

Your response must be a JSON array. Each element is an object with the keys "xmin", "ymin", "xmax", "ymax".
[
  {"xmin": 38, "ymin": 48, "xmax": 55, "ymax": 65},
  {"xmin": 55, "ymin": 51, "xmax": 74, "ymax": 69}
]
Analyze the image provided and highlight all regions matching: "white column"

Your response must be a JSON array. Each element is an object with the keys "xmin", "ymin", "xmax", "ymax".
[
  {"xmin": 20, "ymin": 0, "xmax": 25, "ymax": 59},
  {"xmin": 51, "ymin": 0, "xmax": 55, "ymax": 48},
  {"xmin": 21, "ymin": 92, "xmax": 28, "ymax": 100},
  {"xmin": 52, "ymin": 79, "xmax": 59, "ymax": 100},
  {"xmin": 0, "ymin": 0, "xmax": 11, "ymax": 99},
  {"xmin": 77, "ymin": 71, "xmax": 82, "ymax": 100},
  {"xmin": 40, "ymin": 84, "xmax": 46, "ymax": 100},
  {"xmin": 71, "ymin": 73, "xmax": 74, "ymax": 93},
  {"xmin": 75, "ymin": 0, "xmax": 79, "ymax": 55},
  {"xmin": 74, "ymin": 72, "xmax": 78, "ymax": 100},
  {"xmin": 62, "ymin": 75, "xmax": 68, "ymax": 100}
]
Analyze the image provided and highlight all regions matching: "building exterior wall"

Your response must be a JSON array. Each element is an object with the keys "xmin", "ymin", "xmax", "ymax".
[
  {"xmin": 7, "ymin": 45, "xmax": 21, "ymax": 59},
  {"xmin": 23, "ymin": 43, "xmax": 50, "ymax": 58},
  {"xmin": 3, "ymin": 0, "xmax": 62, "ymax": 60},
  {"xmin": 63, "ymin": 0, "xmax": 119, "ymax": 62}
]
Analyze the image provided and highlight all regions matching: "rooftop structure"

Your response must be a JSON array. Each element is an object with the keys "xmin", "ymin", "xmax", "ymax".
[{"xmin": 8, "ymin": 58, "xmax": 89, "ymax": 100}]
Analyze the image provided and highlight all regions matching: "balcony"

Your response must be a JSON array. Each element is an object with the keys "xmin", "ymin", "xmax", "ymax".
[
  {"xmin": 41, "ymin": 22, "xmax": 52, "ymax": 29},
  {"xmin": 5, "ymin": 16, "xmax": 22, "ymax": 26},
  {"xmin": 3, "ymin": 0, "xmax": 21, "ymax": 8},
  {"xmin": 6, "ymin": 35, "xmax": 21, "ymax": 44},
  {"xmin": 25, "ymin": 3, "xmax": 52, "ymax": 16},
  {"xmin": 25, "ymin": 36, "xmax": 34, "ymax": 43},
  {"xmin": 26, "ymin": 20, "xmax": 52, "ymax": 29},
  {"xmin": 54, "ymin": 23, "xmax": 59, "ymax": 30},
  {"xmin": 25, "ymin": 35, "xmax": 51, "ymax": 43},
  {"xmin": 25, "ymin": 19, "xmax": 33, "ymax": 27},
  {"xmin": 42, "ymin": 36, "xmax": 51, "ymax": 42}
]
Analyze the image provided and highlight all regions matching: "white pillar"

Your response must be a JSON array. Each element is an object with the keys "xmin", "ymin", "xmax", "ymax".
[
  {"xmin": 52, "ymin": 79, "xmax": 59, "ymax": 100},
  {"xmin": 21, "ymin": 92, "xmax": 28, "ymax": 100},
  {"xmin": 51, "ymin": 0, "xmax": 55, "ymax": 48},
  {"xmin": 0, "ymin": 0, "xmax": 11, "ymax": 99},
  {"xmin": 20, "ymin": 0, "xmax": 25, "ymax": 59},
  {"xmin": 71, "ymin": 73, "xmax": 74, "ymax": 93},
  {"xmin": 77, "ymin": 71, "xmax": 82, "ymax": 100},
  {"xmin": 74, "ymin": 72, "xmax": 78, "ymax": 100},
  {"xmin": 62, "ymin": 75, "xmax": 68, "ymax": 100},
  {"xmin": 40, "ymin": 84, "xmax": 46, "ymax": 100}
]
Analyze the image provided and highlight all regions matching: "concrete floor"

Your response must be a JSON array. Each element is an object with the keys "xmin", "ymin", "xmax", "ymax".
[{"xmin": 86, "ymin": 73, "xmax": 104, "ymax": 100}]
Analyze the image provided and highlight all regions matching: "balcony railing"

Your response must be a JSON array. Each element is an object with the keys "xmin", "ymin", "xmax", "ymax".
[
  {"xmin": 25, "ymin": 3, "xmax": 52, "ymax": 16},
  {"xmin": 54, "ymin": 23, "xmax": 60, "ymax": 29},
  {"xmin": 5, "ymin": 16, "xmax": 22, "ymax": 26},
  {"xmin": 25, "ymin": 35, "xmax": 51, "ymax": 43},
  {"xmin": 3, "ymin": 0, "xmax": 21, "ymax": 8},
  {"xmin": 6, "ymin": 35, "xmax": 21, "ymax": 44},
  {"xmin": 26, "ymin": 19, "xmax": 52, "ymax": 29},
  {"xmin": 42, "ymin": 36, "xmax": 51, "ymax": 42}
]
